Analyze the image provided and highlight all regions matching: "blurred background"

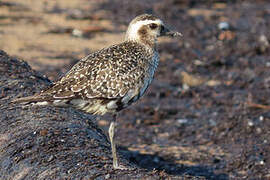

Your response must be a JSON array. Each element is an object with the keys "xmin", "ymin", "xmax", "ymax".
[{"xmin": 0, "ymin": 0, "xmax": 269, "ymax": 179}]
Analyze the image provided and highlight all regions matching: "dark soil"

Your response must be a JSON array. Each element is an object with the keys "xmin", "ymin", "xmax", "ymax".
[
  {"xmin": 100, "ymin": 1, "xmax": 270, "ymax": 179},
  {"xmin": 1, "ymin": 0, "xmax": 270, "ymax": 179}
]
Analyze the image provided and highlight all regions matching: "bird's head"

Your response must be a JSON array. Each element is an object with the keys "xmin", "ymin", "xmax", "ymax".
[{"xmin": 125, "ymin": 14, "xmax": 182, "ymax": 47}]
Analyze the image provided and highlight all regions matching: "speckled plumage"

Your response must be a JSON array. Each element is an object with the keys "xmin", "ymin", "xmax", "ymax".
[
  {"xmin": 13, "ymin": 16, "xmax": 165, "ymax": 115},
  {"xmin": 15, "ymin": 40, "xmax": 158, "ymax": 115},
  {"xmin": 13, "ymin": 14, "xmax": 181, "ymax": 169}
]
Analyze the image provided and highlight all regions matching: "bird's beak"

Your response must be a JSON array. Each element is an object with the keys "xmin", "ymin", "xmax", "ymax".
[{"xmin": 160, "ymin": 25, "xmax": 182, "ymax": 37}]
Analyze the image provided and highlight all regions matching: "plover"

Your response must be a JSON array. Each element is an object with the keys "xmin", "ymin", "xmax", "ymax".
[{"xmin": 12, "ymin": 14, "xmax": 181, "ymax": 170}]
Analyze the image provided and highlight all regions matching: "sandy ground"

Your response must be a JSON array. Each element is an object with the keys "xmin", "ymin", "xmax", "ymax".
[{"xmin": 0, "ymin": 0, "xmax": 123, "ymax": 80}]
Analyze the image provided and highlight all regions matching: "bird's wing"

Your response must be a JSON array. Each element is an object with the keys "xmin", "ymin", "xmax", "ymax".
[{"xmin": 40, "ymin": 42, "xmax": 148, "ymax": 100}]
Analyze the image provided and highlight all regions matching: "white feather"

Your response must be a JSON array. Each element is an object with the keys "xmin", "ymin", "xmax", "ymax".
[
  {"xmin": 125, "ymin": 19, "xmax": 163, "ymax": 41},
  {"xmin": 35, "ymin": 101, "xmax": 49, "ymax": 106}
]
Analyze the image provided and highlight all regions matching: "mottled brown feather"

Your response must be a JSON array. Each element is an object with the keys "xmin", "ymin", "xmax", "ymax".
[
  {"xmin": 39, "ymin": 41, "xmax": 154, "ymax": 101},
  {"xmin": 12, "ymin": 14, "xmax": 165, "ymax": 115}
]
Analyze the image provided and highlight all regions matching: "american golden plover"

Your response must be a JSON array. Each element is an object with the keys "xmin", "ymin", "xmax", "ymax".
[{"xmin": 12, "ymin": 14, "xmax": 181, "ymax": 170}]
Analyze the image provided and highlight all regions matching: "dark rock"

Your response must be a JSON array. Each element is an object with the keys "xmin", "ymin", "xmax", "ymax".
[{"xmin": 0, "ymin": 50, "xmax": 161, "ymax": 179}]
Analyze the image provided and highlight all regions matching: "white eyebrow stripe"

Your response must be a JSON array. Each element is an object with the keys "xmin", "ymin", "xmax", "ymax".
[{"xmin": 125, "ymin": 19, "xmax": 163, "ymax": 41}]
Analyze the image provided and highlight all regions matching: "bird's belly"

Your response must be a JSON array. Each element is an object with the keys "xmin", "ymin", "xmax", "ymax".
[{"xmin": 68, "ymin": 98, "xmax": 112, "ymax": 115}]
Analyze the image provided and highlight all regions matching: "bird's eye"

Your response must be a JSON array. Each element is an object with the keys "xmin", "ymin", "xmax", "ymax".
[{"xmin": 149, "ymin": 23, "xmax": 158, "ymax": 29}]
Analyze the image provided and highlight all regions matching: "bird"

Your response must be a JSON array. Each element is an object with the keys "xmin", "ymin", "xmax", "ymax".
[{"xmin": 12, "ymin": 14, "xmax": 182, "ymax": 170}]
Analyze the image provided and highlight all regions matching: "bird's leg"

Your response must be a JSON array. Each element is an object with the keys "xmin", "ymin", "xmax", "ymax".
[
  {"xmin": 108, "ymin": 114, "xmax": 129, "ymax": 170},
  {"xmin": 109, "ymin": 114, "xmax": 118, "ymax": 168}
]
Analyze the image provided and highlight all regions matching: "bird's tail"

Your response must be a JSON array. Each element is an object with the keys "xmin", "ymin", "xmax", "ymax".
[{"xmin": 11, "ymin": 95, "xmax": 48, "ymax": 104}]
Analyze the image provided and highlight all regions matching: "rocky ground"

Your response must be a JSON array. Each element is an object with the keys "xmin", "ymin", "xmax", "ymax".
[{"xmin": 0, "ymin": 0, "xmax": 270, "ymax": 179}]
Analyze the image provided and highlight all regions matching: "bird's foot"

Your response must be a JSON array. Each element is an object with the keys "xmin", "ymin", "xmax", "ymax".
[{"xmin": 113, "ymin": 164, "xmax": 134, "ymax": 170}]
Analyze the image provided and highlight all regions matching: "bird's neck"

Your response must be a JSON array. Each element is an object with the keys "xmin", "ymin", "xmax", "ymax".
[
  {"xmin": 139, "ymin": 37, "xmax": 157, "ymax": 49},
  {"xmin": 125, "ymin": 36, "xmax": 157, "ymax": 50}
]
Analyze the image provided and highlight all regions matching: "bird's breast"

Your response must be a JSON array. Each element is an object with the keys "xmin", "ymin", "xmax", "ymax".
[
  {"xmin": 139, "ymin": 53, "xmax": 159, "ymax": 96},
  {"xmin": 127, "ymin": 51, "xmax": 160, "ymax": 104}
]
